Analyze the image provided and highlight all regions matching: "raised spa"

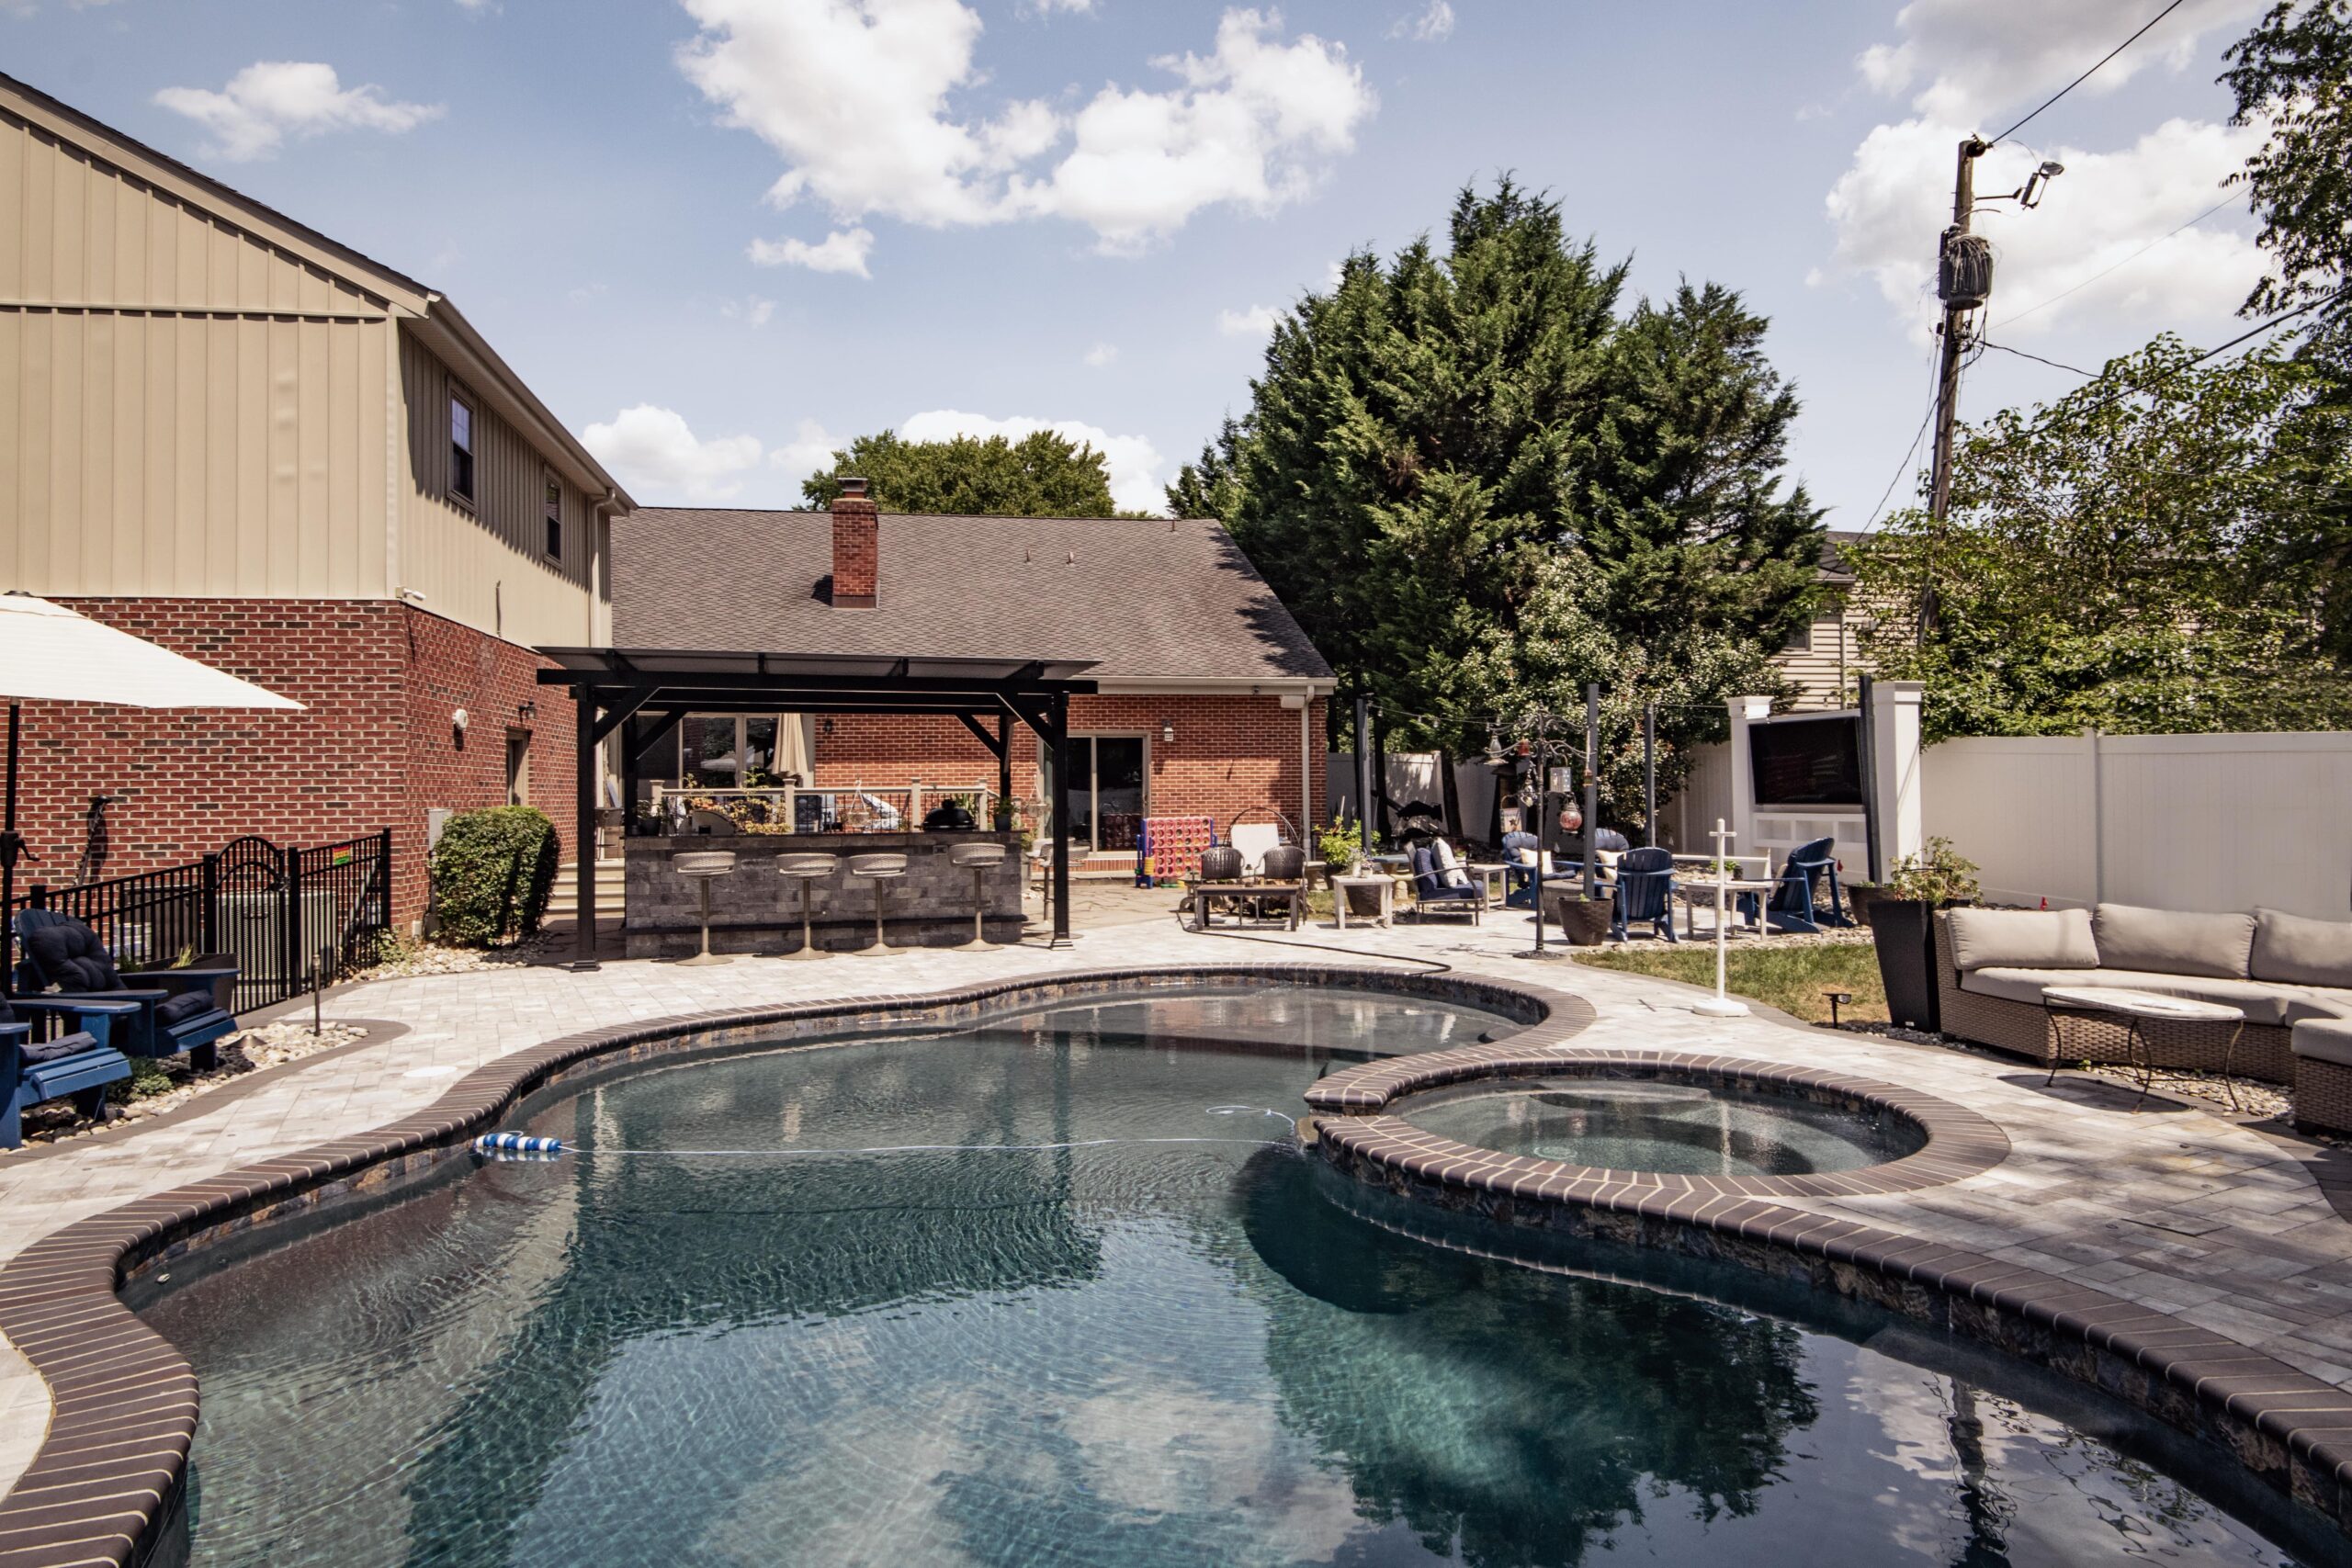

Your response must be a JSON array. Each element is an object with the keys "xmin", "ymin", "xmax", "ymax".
[
  {"xmin": 1392, "ymin": 1073, "xmax": 1929, "ymax": 1178},
  {"xmin": 133, "ymin": 986, "xmax": 2332, "ymax": 1567}
]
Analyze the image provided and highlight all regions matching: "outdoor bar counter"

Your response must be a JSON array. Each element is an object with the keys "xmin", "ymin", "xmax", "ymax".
[{"xmin": 624, "ymin": 830, "xmax": 1027, "ymax": 959}]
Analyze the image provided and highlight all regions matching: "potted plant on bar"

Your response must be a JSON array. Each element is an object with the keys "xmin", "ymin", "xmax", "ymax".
[{"xmin": 1870, "ymin": 838, "xmax": 1980, "ymax": 1032}]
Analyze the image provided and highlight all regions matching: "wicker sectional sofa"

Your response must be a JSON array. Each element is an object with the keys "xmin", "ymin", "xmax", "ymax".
[{"xmin": 1931, "ymin": 906, "xmax": 2352, "ymax": 1127}]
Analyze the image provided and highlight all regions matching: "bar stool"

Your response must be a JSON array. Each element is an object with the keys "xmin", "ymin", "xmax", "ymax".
[
  {"xmin": 946, "ymin": 842, "xmax": 1008, "ymax": 951},
  {"xmin": 845, "ymin": 852, "xmax": 909, "ymax": 955},
  {"xmin": 671, "ymin": 850, "xmax": 737, "ymax": 965},
  {"xmin": 775, "ymin": 852, "xmax": 838, "ymax": 960}
]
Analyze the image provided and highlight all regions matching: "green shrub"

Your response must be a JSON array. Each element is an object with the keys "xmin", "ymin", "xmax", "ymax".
[{"xmin": 429, "ymin": 806, "xmax": 560, "ymax": 946}]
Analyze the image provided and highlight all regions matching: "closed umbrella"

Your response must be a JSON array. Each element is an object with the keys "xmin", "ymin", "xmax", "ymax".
[{"xmin": 0, "ymin": 592, "xmax": 303, "ymax": 991}]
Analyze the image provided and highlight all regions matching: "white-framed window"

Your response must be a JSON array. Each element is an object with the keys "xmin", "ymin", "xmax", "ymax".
[
  {"xmin": 1781, "ymin": 621, "xmax": 1815, "ymax": 655},
  {"xmin": 449, "ymin": 390, "xmax": 477, "ymax": 506},
  {"xmin": 543, "ymin": 473, "xmax": 564, "ymax": 559},
  {"xmin": 680, "ymin": 715, "xmax": 784, "ymax": 787}
]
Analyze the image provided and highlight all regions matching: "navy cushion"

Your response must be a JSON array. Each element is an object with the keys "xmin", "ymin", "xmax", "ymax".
[
  {"xmin": 1409, "ymin": 846, "xmax": 1442, "ymax": 897},
  {"xmin": 20, "ymin": 1032, "xmax": 97, "ymax": 1066},
  {"xmin": 22, "ymin": 919, "xmax": 119, "ymax": 993},
  {"xmin": 156, "ymin": 990, "xmax": 215, "ymax": 1029}
]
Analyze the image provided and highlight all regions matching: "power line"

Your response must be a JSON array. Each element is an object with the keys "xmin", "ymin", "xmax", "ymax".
[
  {"xmin": 1978, "ymin": 339, "xmax": 2098, "ymax": 377},
  {"xmin": 1988, "ymin": 0, "xmax": 2189, "ymax": 146},
  {"xmin": 1991, "ymin": 195, "xmax": 2239, "ymax": 328},
  {"xmin": 1860, "ymin": 346, "xmax": 1947, "ymax": 532},
  {"xmin": 2061, "ymin": 285, "xmax": 2351, "ymax": 417}
]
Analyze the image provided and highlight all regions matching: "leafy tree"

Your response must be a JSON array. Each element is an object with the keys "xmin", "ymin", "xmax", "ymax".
[
  {"xmin": 1169, "ymin": 180, "xmax": 1823, "ymax": 820},
  {"xmin": 1846, "ymin": 337, "xmax": 2352, "ymax": 742},
  {"xmin": 2222, "ymin": 2, "xmax": 2352, "ymax": 651},
  {"xmin": 2223, "ymin": 0, "xmax": 2352, "ymax": 364},
  {"xmin": 803, "ymin": 429, "xmax": 1122, "ymax": 516}
]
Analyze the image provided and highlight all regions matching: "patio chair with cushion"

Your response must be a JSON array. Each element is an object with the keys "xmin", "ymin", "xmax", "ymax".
[
  {"xmin": 12, "ymin": 908, "xmax": 239, "ymax": 1068},
  {"xmin": 1758, "ymin": 837, "xmax": 1850, "ymax": 933},
  {"xmin": 1, "ymin": 996, "xmax": 132, "ymax": 1148},
  {"xmin": 1407, "ymin": 845, "xmax": 1485, "ymax": 924},
  {"xmin": 1611, "ymin": 847, "xmax": 1679, "ymax": 943},
  {"xmin": 1227, "ymin": 822, "xmax": 1284, "ymax": 875}
]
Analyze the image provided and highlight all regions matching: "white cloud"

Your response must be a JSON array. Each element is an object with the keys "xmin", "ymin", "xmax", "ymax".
[
  {"xmin": 1852, "ymin": 0, "xmax": 2264, "ymax": 126},
  {"xmin": 748, "ymin": 226, "xmax": 876, "ymax": 276},
  {"xmin": 719, "ymin": 295, "xmax": 777, "ymax": 327},
  {"xmin": 565, "ymin": 282, "xmax": 607, "ymax": 305},
  {"xmin": 766, "ymin": 418, "xmax": 843, "ymax": 491},
  {"xmin": 676, "ymin": 2, "xmax": 1374, "ymax": 259},
  {"xmin": 1389, "ymin": 1, "xmax": 1454, "ymax": 42},
  {"xmin": 900, "ymin": 408, "xmax": 1165, "ymax": 513},
  {"xmin": 1825, "ymin": 116, "xmax": 2264, "ymax": 339},
  {"xmin": 1217, "ymin": 302, "xmax": 1279, "ymax": 337},
  {"xmin": 153, "ymin": 62, "xmax": 443, "ymax": 162},
  {"xmin": 1082, "ymin": 341, "xmax": 1118, "ymax": 367},
  {"xmin": 582, "ymin": 405, "xmax": 766, "ymax": 503}
]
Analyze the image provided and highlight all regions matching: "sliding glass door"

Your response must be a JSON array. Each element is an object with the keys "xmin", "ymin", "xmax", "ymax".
[{"xmin": 1048, "ymin": 736, "xmax": 1149, "ymax": 851}]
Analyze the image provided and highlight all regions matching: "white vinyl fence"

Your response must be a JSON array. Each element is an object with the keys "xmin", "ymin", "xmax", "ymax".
[
  {"xmin": 1328, "ymin": 751, "xmax": 1497, "ymax": 841},
  {"xmin": 1922, "ymin": 730, "xmax": 2352, "ymax": 919}
]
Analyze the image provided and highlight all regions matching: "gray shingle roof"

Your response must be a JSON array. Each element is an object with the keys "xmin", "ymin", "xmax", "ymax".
[{"xmin": 612, "ymin": 509, "xmax": 1334, "ymax": 684}]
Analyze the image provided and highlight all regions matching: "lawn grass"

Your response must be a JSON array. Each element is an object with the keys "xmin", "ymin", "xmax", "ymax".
[{"xmin": 1572, "ymin": 940, "xmax": 1886, "ymax": 1024}]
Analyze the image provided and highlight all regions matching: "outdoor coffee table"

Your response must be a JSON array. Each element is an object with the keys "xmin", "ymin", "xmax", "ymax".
[
  {"xmin": 2040, "ymin": 986, "xmax": 2248, "ymax": 1111},
  {"xmin": 1466, "ymin": 862, "xmax": 1510, "ymax": 904},
  {"xmin": 1674, "ymin": 879, "xmax": 1776, "ymax": 939},
  {"xmin": 1331, "ymin": 874, "xmax": 1396, "ymax": 930},
  {"xmin": 1189, "ymin": 877, "xmax": 1305, "ymax": 932}
]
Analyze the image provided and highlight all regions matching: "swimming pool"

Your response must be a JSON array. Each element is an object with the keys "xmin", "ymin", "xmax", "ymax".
[{"xmin": 133, "ymin": 986, "xmax": 2328, "ymax": 1566}]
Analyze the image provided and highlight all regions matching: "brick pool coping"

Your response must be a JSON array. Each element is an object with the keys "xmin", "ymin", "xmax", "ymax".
[
  {"xmin": 0, "ymin": 963, "xmax": 1547, "ymax": 1568},
  {"xmin": 3, "ymin": 961, "xmax": 2350, "ymax": 1561}
]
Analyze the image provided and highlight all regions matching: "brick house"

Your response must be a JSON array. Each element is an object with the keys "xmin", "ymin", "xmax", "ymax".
[
  {"xmin": 615, "ymin": 491, "xmax": 1337, "ymax": 866},
  {"xmin": 0, "ymin": 73, "xmax": 633, "ymax": 927}
]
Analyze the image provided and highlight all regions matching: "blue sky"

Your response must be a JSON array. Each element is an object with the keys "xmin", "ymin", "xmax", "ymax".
[{"xmin": 5, "ymin": 0, "xmax": 2278, "ymax": 520}]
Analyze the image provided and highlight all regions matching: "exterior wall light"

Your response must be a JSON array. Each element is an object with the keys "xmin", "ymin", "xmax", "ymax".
[{"xmin": 1161, "ymin": 721, "xmax": 1175, "ymax": 744}]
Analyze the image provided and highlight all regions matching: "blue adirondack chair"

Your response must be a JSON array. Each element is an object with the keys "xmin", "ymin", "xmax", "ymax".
[
  {"xmin": 1, "ymin": 995, "xmax": 133, "ymax": 1148},
  {"xmin": 12, "ymin": 909, "xmax": 240, "ymax": 1068},
  {"xmin": 1761, "ymin": 837, "xmax": 1851, "ymax": 934},
  {"xmin": 1611, "ymin": 846, "xmax": 1679, "ymax": 943}
]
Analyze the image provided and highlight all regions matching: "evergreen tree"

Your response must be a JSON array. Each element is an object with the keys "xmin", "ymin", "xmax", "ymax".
[
  {"xmin": 804, "ymin": 429, "xmax": 1122, "ymax": 516},
  {"xmin": 1170, "ymin": 181, "xmax": 1822, "ymax": 819}
]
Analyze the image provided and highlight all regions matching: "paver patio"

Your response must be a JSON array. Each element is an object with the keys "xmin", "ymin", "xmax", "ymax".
[{"xmin": 1, "ymin": 895, "xmax": 2348, "ymax": 1505}]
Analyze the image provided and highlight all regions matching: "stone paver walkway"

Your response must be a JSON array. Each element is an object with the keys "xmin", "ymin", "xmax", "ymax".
[{"xmin": 2, "ymin": 901, "xmax": 2348, "ymax": 1503}]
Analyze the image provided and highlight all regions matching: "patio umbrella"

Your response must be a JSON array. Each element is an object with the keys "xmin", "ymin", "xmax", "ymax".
[{"xmin": 0, "ymin": 592, "xmax": 303, "ymax": 990}]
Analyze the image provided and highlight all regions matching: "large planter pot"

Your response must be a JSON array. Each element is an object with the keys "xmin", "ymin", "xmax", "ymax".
[
  {"xmin": 1544, "ymin": 891, "xmax": 1613, "ymax": 947},
  {"xmin": 1871, "ymin": 899, "xmax": 1943, "ymax": 1031},
  {"xmin": 1846, "ymin": 884, "xmax": 1883, "ymax": 930}
]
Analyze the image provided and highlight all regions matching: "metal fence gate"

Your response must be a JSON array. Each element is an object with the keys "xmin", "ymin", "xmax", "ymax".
[{"xmin": 7, "ymin": 829, "xmax": 393, "ymax": 1015}]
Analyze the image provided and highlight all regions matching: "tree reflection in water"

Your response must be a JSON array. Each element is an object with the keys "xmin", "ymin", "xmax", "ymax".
[{"xmin": 1236, "ymin": 1151, "xmax": 1821, "ymax": 1566}]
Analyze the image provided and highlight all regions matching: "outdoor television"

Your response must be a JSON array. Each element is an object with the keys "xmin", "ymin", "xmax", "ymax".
[{"xmin": 1749, "ymin": 715, "xmax": 1864, "ymax": 808}]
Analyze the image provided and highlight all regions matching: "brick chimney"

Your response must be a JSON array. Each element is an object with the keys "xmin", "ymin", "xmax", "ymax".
[{"xmin": 831, "ymin": 476, "xmax": 877, "ymax": 608}]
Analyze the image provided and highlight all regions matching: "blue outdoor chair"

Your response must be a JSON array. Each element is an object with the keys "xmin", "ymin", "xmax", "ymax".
[
  {"xmin": 1760, "ymin": 837, "xmax": 1850, "ymax": 934},
  {"xmin": 1611, "ymin": 847, "xmax": 1679, "ymax": 943},
  {"xmin": 1, "ymin": 995, "xmax": 132, "ymax": 1148},
  {"xmin": 13, "ymin": 908, "xmax": 240, "ymax": 1068},
  {"xmin": 1407, "ymin": 845, "xmax": 1486, "ymax": 924}
]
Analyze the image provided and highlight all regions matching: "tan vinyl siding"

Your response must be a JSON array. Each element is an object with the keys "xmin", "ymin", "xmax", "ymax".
[
  {"xmin": 1774, "ymin": 596, "xmax": 1868, "ymax": 710},
  {"xmin": 397, "ymin": 328, "xmax": 604, "ymax": 648}
]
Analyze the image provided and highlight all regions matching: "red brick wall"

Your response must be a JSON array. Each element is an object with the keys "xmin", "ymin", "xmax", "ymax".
[
  {"xmin": 10, "ymin": 598, "xmax": 570, "ymax": 931},
  {"xmin": 809, "ymin": 693, "xmax": 1328, "ymax": 835}
]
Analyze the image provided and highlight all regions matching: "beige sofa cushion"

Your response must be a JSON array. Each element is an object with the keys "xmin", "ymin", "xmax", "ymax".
[
  {"xmin": 1959, "ymin": 966, "xmax": 2352, "ymax": 1027},
  {"xmin": 2294, "ymin": 1017, "xmax": 2352, "ymax": 1067},
  {"xmin": 2251, "ymin": 908, "xmax": 2352, "ymax": 987},
  {"xmin": 1945, "ymin": 908, "xmax": 2097, "ymax": 973},
  {"xmin": 2091, "ymin": 903, "xmax": 2254, "ymax": 979}
]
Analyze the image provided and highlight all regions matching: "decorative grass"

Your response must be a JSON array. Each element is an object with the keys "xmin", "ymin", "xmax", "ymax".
[{"xmin": 1572, "ymin": 941, "xmax": 1887, "ymax": 1024}]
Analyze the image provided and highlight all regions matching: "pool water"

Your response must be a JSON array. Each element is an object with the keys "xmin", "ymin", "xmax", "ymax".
[
  {"xmin": 1396, "ymin": 1077, "xmax": 1928, "ymax": 1177},
  {"xmin": 135, "ymin": 987, "xmax": 2320, "ymax": 1567}
]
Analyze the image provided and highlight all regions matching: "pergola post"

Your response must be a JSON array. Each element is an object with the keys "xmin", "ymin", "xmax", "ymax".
[
  {"xmin": 1051, "ymin": 689, "xmax": 1072, "ymax": 947},
  {"xmin": 996, "ymin": 709, "xmax": 1012, "ymax": 826},
  {"xmin": 572, "ymin": 682, "xmax": 599, "ymax": 971}
]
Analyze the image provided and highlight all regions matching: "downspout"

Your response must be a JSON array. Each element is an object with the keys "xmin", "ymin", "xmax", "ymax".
[{"xmin": 1300, "ymin": 684, "xmax": 1314, "ymax": 839}]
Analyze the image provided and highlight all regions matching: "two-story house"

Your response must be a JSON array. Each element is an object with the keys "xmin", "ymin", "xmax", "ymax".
[{"xmin": 0, "ymin": 72, "xmax": 633, "ymax": 928}]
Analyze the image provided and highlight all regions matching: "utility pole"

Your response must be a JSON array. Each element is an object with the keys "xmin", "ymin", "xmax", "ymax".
[{"xmin": 1921, "ymin": 135, "xmax": 1988, "ymax": 646}]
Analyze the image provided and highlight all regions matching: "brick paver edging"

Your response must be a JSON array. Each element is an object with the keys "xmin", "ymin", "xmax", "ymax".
[
  {"xmin": 0, "ymin": 961, "xmax": 1568, "ymax": 1568},
  {"xmin": 1305, "ymin": 1048, "xmax": 2011, "ymax": 1200},
  {"xmin": 1311, "ymin": 1090, "xmax": 2352, "ymax": 1542}
]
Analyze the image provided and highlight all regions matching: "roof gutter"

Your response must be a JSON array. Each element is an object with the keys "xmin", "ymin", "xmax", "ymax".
[
  {"xmin": 410, "ymin": 298, "xmax": 637, "ymax": 511},
  {"xmin": 1092, "ymin": 675, "xmax": 1339, "ymax": 697}
]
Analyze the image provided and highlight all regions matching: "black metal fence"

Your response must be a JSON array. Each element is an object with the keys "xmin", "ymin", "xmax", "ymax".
[{"xmin": 8, "ymin": 829, "xmax": 393, "ymax": 1015}]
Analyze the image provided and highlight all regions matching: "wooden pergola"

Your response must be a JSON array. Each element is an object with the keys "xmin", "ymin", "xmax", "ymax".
[{"xmin": 537, "ymin": 648, "xmax": 1100, "ymax": 966}]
